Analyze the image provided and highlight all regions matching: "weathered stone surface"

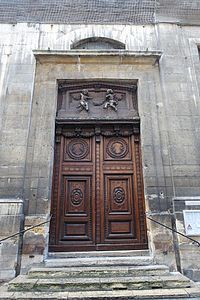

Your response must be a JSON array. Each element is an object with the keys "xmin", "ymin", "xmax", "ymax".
[
  {"xmin": 28, "ymin": 265, "xmax": 169, "ymax": 279},
  {"xmin": 22, "ymin": 216, "xmax": 47, "ymax": 254},
  {"xmin": 48, "ymin": 250, "xmax": 150, "ymax": 258},
  {"xmin": 8, "ymin": 273, "xmax": 191, "ymax": 292},
  {"xmin": 44, "ymin": 256, "xmax": 153, "ymax": 268},
  {"xmin": 1, "ymin": 261, "xmax": 200, "ymax": 299},
  {"xmin": 0, "ymin": 199, "xmax": 23, "ymax": 282},
  {"xmin": 2, "ymin": 260, "xmax": 200, "ymax": 299}
]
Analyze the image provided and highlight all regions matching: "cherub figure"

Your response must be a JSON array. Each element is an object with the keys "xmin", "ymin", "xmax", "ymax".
[
  {"xmin": 76, "ymin": 89, "xmax": 92, "ymax": 112},
  {"xmin": 103, "ymin": 89, "xmax": 118, "ymax": 111}
]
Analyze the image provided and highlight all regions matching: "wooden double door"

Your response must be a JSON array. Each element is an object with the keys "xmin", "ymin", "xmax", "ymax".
[{"xmin": 49, "ymin": 124, "xmax": 147, "ymax": 251}]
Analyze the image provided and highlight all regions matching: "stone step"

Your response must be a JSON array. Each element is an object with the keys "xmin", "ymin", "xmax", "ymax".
[
  {"xmin": 28, "ymin": 264, "xmax": 170, "ymax": 279},
  {"xmin": 44, "ymin": 255, "xmax": 153, "ymax": 268},
  {"xmin": 8, "ymin": 273, "xmax": 191, "ymax": 292},
  {"xmin": 1, "ymin": 289, "xmax": 200, "ymax": 300},
  {"xmin": 48, "ymin": 250, "xmax": 150, "ymax": 258},
  {"xmin": 1, "ymin": 287, "xmax": 200, "ymax": 300}
]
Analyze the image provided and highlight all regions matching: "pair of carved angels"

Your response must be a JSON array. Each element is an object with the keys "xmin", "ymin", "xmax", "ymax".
[{"xmin": 75, "ymin": 89, "xmax": 120, "ymax": 112}]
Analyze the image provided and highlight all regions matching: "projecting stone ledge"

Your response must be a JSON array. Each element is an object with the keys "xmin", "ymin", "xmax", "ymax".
[{"xmin": 33, "ymin": 50, "xmax": 162, "ymax": 65}]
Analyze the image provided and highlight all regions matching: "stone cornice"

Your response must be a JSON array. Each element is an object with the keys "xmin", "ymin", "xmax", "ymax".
[{"xmin": 33, "ymin": 50, "xmax": 162, "ymax": 65}]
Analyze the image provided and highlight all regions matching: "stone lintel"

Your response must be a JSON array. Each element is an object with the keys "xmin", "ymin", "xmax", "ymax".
[{"xmin": 33, "ymin": 50, "xmax": 162, "ymax": 65}]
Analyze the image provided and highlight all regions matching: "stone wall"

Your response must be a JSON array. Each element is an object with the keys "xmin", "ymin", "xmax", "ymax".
[
  {"xmin": 0, "ymin": 199, "xmax": 23, "ymax": 281},
  {"xmin": 0, "ymin": 23, "xmax": 200, "ymax": 279}
]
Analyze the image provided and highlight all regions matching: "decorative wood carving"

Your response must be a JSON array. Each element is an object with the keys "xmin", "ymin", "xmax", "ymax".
[
  {"xmin": 106, "ymin": 138, "xmax": 129, "ymax": 159},
  {"xmin": 113, "ymin": 187, "xmax": 125, "ymax": 204},
  {"xmin": 70, "ymin": 188, "xmax": 83, "ymax": 206},
  {"xmin": 103, "ymin": 89, "xmax": 122, "ymax": 111},
  {"xmin": 49, "ymin": 124, "xmax": 148, "ymax": 251},
  {"xmin": 63, "ymin": 176, "xmax": 92, "ymax": 241},
  {"xmin": 56, "ymin": 124, "xmax": 139, "ymax": 141},
  {"xmin": 67, "ymin": 139, "xmax": 89, "ymax": 160},
  {"xmin": 74, "ymin": 89, "xmax": 92, "ymax": 112},
  {"xmin": 64, "ymin": 137, "xmax": 91, "ymax": 162},
  {"xmin": 57, "ymin": 81, "xmax": 138, "ymax": 121}
]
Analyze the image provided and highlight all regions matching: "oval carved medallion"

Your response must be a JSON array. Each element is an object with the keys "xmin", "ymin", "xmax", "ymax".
[
  {"xmin": 106, "ymin": 138, "xmax": 128, "ymax": 159},
  {"xmin": 68, "ymin": 138, "xmax": 89, "ymax": 160},
  {"xmin": 71, "ymin": 188, "xmax": 83, "ymax": 206},
  {"xmin": 113, "ymin": 187, "xmax": 125, "ymax": 204}
]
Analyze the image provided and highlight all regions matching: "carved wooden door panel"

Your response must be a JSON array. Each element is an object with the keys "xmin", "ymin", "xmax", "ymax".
[
  {"xmin": 49, "ymin": 125, "xmax": 147, "ymax": 251},
  {"xmin": 50, "ymin": 129, "xmax": 96, "ymax": 251},
  {"xmin": 97, "ymin": 129, "xmax": 147, "ymax": 250}
]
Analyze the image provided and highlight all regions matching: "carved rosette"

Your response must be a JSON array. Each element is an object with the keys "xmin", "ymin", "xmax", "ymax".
[
  {"xmin": 113, "ymin": 187, "xmax": 125, "ymax": 204},
  {"xmin": 70, "ymin": 188, "xmax": 83, "ymax": 206}
]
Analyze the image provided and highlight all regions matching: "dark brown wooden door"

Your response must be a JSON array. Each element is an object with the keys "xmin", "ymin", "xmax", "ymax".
[{"xmin": 49, "ymin": 125, "xmax": 147, "ymax": 251}]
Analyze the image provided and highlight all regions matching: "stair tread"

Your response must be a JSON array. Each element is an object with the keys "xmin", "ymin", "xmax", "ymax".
[
  {"xmin": 1, "ymin": 287, "xmax": 200, "ymax": 299},
  {"xmin": 29, "ymin": 264, "xmax": 169, "ymax": 272},
  {"xmin": 28, "ymin": 264, "xmax": 170, "ymax": 279},
  {"xmin": 46, "ymin": 255, "xmax": 152, "ymax": 261},
  {"xmin": 45, "ymin": 256, "xmax": 153, "ymax": 267},
  {"xmin": 10, "ymin": 273, "xmax": 190, "ymax": 284},
  {"xmin": 48, "ymin": 250, "xmax": 150, "ymax": 258}
]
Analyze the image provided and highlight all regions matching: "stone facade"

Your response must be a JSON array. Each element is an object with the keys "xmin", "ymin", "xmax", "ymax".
[{"xmin": 0, "ymin": 19, "xmax": 200, "ymax": 281}]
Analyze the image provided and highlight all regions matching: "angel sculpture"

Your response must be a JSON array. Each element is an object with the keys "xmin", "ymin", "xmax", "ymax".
[
  {"xmin": 103, "ymin": 89, "xmax": 120, "ymax": 112},
  {"xmin": 75, "ymin": 89, "xmax": 93, "ymax": 112}
]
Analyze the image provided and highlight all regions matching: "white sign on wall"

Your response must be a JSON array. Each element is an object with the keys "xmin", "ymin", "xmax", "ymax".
[{"xmin": 183, "ymin": 210, "xmax": 200, "ymax": 236}]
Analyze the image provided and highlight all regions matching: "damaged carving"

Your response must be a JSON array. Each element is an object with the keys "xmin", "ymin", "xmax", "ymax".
[
  {"xmin": 75, "ymin": 89, "xmax": 93, "ymax": 112},
  {"xmin": 104, "ymin": 89, "xmax": 121, "ymax": 112}
]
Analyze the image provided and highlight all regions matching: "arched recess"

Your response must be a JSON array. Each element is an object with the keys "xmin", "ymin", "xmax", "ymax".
[
  {"xmin": 71, "ymin": 37, "xmax": 125, "ymax": 50},
  {"xmin": 54, "ymin": 25, "xmax": 130, "ymax": 50}
]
